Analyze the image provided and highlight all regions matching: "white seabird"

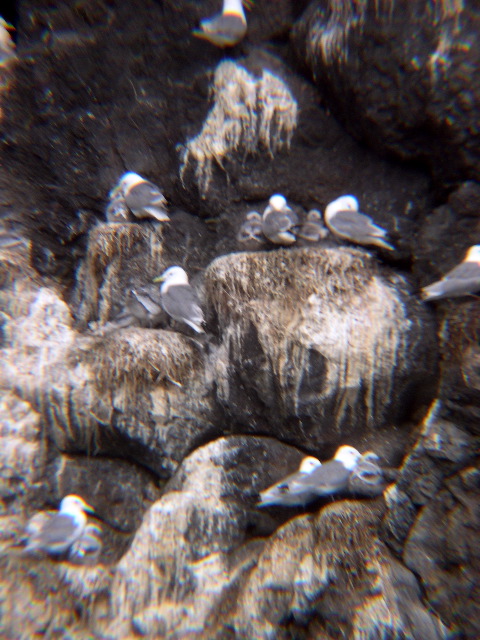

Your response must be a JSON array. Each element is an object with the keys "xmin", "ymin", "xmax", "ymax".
[
  {"xmin": 296, "ymin": 209, "xmax": 329, "ymax": 242},
  {"xmin": 237, "ymin": 211, "xmax": 264, "ymax": 245},
  {"xmin": 324, "ymin": 195, "xmax": 394, "ymax": 251},
  {"xmin": 421, "ymin": 245, "xmax": 480, "ymax": 301},
  {"xmin": 292, "ymin": 445, "xmax": 363, "ymax": 497},
  {"xmin": 193, "ymin": 0, "xmax": 248, "ymax": 48},
  {"xmin": 154, "ymin": 266, "xmax": 205, "ymax": 333},
  {"xmin": 25, "ymin": 495, "xmax": 95, "ymax": 555},
  {"xmin": 262, "ymin": 194, "xmax": 299, "ymax": 245},
  {"xmin": 107, "ymin": 172, "xmax": 170, "ymax": 222},
  {"xmin": 257, "ymin": 456, "xmax": 322, "ymax": 507}
]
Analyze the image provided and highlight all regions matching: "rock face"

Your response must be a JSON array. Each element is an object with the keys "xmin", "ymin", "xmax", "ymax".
[
  {"xmin": 292, "ymin": 0, "xmax": 480, "ymax": 187},
  {"xmin": 0, "ymin": 0, "xmax": 479, "ymax": 639},
  {"xmin": 206, "ymin": 247, "xmax": 436, "ymax": 448}
]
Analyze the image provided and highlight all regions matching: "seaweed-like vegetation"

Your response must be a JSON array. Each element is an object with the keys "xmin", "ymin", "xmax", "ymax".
[{"xmin": 180, "ymin": 60, "xmax": 298, "ymax": 196}]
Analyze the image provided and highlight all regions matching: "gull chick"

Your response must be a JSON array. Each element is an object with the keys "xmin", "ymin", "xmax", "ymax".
[
  {"xmin": 193, "ymin": 0, "xmax": 248, "ymax": 48},
  {"xmin": 154, "ymin": 266, "xmax": 205, "ymax": 333},
  {"xmin": 324, "ymin": 195, "xmax": 394, "ymax": 251},
  {"xmin": 296, "ymin": 209, "xmax": 329, "ymax": 242},
  {"xmin": 237, "ymin": 211, "xmax": 264, "ymax": 246},
  {"xmin": 25, "ymin": 495, "xmax": 95, "ymax": 556},
  {"xmin": 257, "ymin": 456, "xmax": 322, "ymax": 507},
  {"xmin": 107, "ymin": 172, "xmax": 169, "ymax": 223},
  {"xmin": 262, "ymin": 194, "xmax": 299, "ymax": 245},
  {"xmin": 421, "ymin": 245, "xmax": 480, "ymax": 301}
]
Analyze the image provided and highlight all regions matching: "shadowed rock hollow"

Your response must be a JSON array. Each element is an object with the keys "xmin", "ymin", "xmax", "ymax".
[{"xmin": 0, "ymin": 0, "xmax": 479, "ymax": 638}]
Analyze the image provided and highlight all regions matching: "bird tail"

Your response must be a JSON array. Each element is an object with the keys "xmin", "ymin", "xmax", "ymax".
[
  {"xmin": 144, "ymin": 207, "xmax": 170, "ymax": 222},
  {"xmin": 421, "ymin": 282, "xmax": 445, "ymax": 301}
]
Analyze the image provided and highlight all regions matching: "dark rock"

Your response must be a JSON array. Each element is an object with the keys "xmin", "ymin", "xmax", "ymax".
[{"xmin": 292, "ymin": 1, "xmax": 480, "ymax": 187}]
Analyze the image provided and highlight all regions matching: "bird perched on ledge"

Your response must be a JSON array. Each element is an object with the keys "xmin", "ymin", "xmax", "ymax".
[
  {"xmin": 107, "ymin": 172, "xmax": 170, "ymax": 223},
  {"xmin": 193, "ymin": 0, "xmax": 250, "ymax": 48},
  {"xmin": 324, "ymin": 195, "xmax": 394, "ymax": 251},
  {"xmin": 25, "ymin": 495, "xmax": 95, "ymax": 556},
  {"xmin": 257, "ymin": 456, "xmax": 322, "ymax": 507},
  {"xmin": 154, "ymin": 266, "xmax": 205, "ymax": 333},
  {"xmin": 262, "ymin": 194, "xmax": 299, "ymax": 245},
  {"xmin": 421, "ymin": 245, "xmax": 480, "ymax": 301}
]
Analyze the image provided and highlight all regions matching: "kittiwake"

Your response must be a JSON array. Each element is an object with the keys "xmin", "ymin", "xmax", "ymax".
[
  {"xmin": 193, "ymin": 0, "xmax": 248, "ymax": 47},
  {"xmin": 68, "ymin": 522, "xmax": 103, "ymax": 564},
  {"xmin": 296, "ymin": 209, "xmax": 329, "ymax": 242},
  {"xmin": 262, "ymin": 194, "xmax": 299, "ymax": 245},
  {"xmin": 347, "ymin": 452, "xmax": 386, "ymax": 497},
  {"xmin": 237, "ymin": 211, "xmax": 264, "ymax": 245},
  {"xmin": 292, "ymin": 445, "xmax": 362, "ymax": 497},
  {"xmin": 421, "ymin": 244, "xmax": 480, "ymax": 301},
  {"xmin": 257, "ymin": 456, "xmax": 322, "ymax": 507},
  {"xmin": 324, "ymin": 195, "xmax": 394, "ymax": 251},
  {"xmin": 25, "ymin": 495, "xmax": 95, "ymax": 556},
  {"xmin": 154, "ymin": 266, "xmax": 205, "ymax": 333},
  {"xmin": 107, "ymin": 172, "xmax": 170, "ymax": 223}
]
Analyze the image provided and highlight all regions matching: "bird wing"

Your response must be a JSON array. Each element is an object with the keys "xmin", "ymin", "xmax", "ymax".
[
  {"xmin": 126, "ymin": 182, "xmax": 166, "ymax": 212},
  {"xmin": 330, "ymin": 209, "xmax": 388, "ymax": 239},
  {"xmin": 294, "ymin": 460, "xmax": 351, "ymax": 495},
  {"xmin": 162, "ymin": 285, "xmax": 204, "ymax": 325},
  {"xmin": 132, "ymin": 286, "xmax": 163, "ymax": 315},
  {"xmin": 32, "ymin": 513, "xmax": 80, "ymax": 549},
  {"xmin": 442, "ymin": 261, "xmax": 480, "ymax": 281},
  {"xmin": 258, "ymin": 470, "xmax": 317, "ymax": 506}
]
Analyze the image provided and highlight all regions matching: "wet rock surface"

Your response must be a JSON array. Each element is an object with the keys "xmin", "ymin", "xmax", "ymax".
[{"xmin": 0, "ymin": 0, "xmax": 479, "ymax": 638}]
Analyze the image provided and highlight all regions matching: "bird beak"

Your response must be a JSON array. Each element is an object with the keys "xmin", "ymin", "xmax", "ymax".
[{"xmin": 153, "ymin": 274, "xmax": 165, "ymax": 283}]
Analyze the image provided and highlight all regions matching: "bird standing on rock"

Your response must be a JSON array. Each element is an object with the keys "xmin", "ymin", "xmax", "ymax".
[
  {"xmin": 421, "ymin": 245, "xmax": 480, "ymax": 301},
  {"xmin": 107, "ymin": 172, "xmax": 170, "ymax": 223},
  {"xmin": 324, "ymin": 195, "xmax": 394, "ymax": 251},
  {"xmin": 154, "ymin": 266, "xmax": 205, "ymax": 333},
  {"xmin": 193, "ymin": 0, "xmax": 249, "ymax": 47},
  {"xmin": 257, "ymin": 456, "xmax": 322, "ymax": 507},
  {"xmin": 262, "ymin": 194, "xmax": 299, "ymax": 245},
  {"xmin": 25, "ymin": 495, "xmax": 95, "ymax": 556}
]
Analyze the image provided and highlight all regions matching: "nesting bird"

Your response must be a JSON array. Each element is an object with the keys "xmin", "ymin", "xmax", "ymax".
[
  {"xmin": 154, "ymin": 266, "xmax": 205, "ymax": 333},
  {"xmin": 107, "ymin": 172, "xmax": 170, "ymax": 223},
  {"xmin": 296, "ymin": 209, "xmax": 329, "ymax": 242},
  {"xmin": 193, "ymin": 0, "xmax": 248, "ymax": 48},
  {"xmin": 324, "ymin": 195, "xmax": 394, "ymax": 251},
  {"xmin": 257, "ymin": 456, "xmax": 322, "ymax": 507},
  {"xmin": 347, "ymin": 452, "xmax": 386, "ymax": 497},
  {"xmin": 421, "ymin": 245, "xmax": 480, "ymax": 301},
  {"xmin": 262, "ymin": 194, "xmax": 299, "ymax": 245},
  {"xmin": 68, "ymin": 522, "xmax": 103, "ymax": 564},
  {"xmin": 237, "ymin": 211, "xmax": 264, "ymax": 246},
  {"xmin": 258, "ymin": 445, "xmax": 365, "ymax": 507},
  {"xmin": 25, "ymin": 495, "xmax": 95, "ymax": 556}
]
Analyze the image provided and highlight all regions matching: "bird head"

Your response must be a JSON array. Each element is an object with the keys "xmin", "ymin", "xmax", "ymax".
[
  {"xmin": 333, "ymin": 445, "xmax": 362, "ymax": 470},
  {"xmin": 299, "ymin": 456, "xmax": 322, "ymax": 473},
  {"xmin": 325, "ymin": 195, "xmax": 359, "ymax": 220},
  {"xmin": 268, "ymin": 194, "xmax": 287, "ymax": 211},
  {"xmin": 465, "ymin": 245, "xmax": 480, "ymax": 263},
  {"xmin": 60, "ymin": 495, "xmax": 95, "ymax": 515},
  {"xmin": 118, "ymin": 172, "xmax": 144, "ymax": 192},
  {"xmin": 154, "ymin": 266, "xmax": 189, "ymax": 286}
]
